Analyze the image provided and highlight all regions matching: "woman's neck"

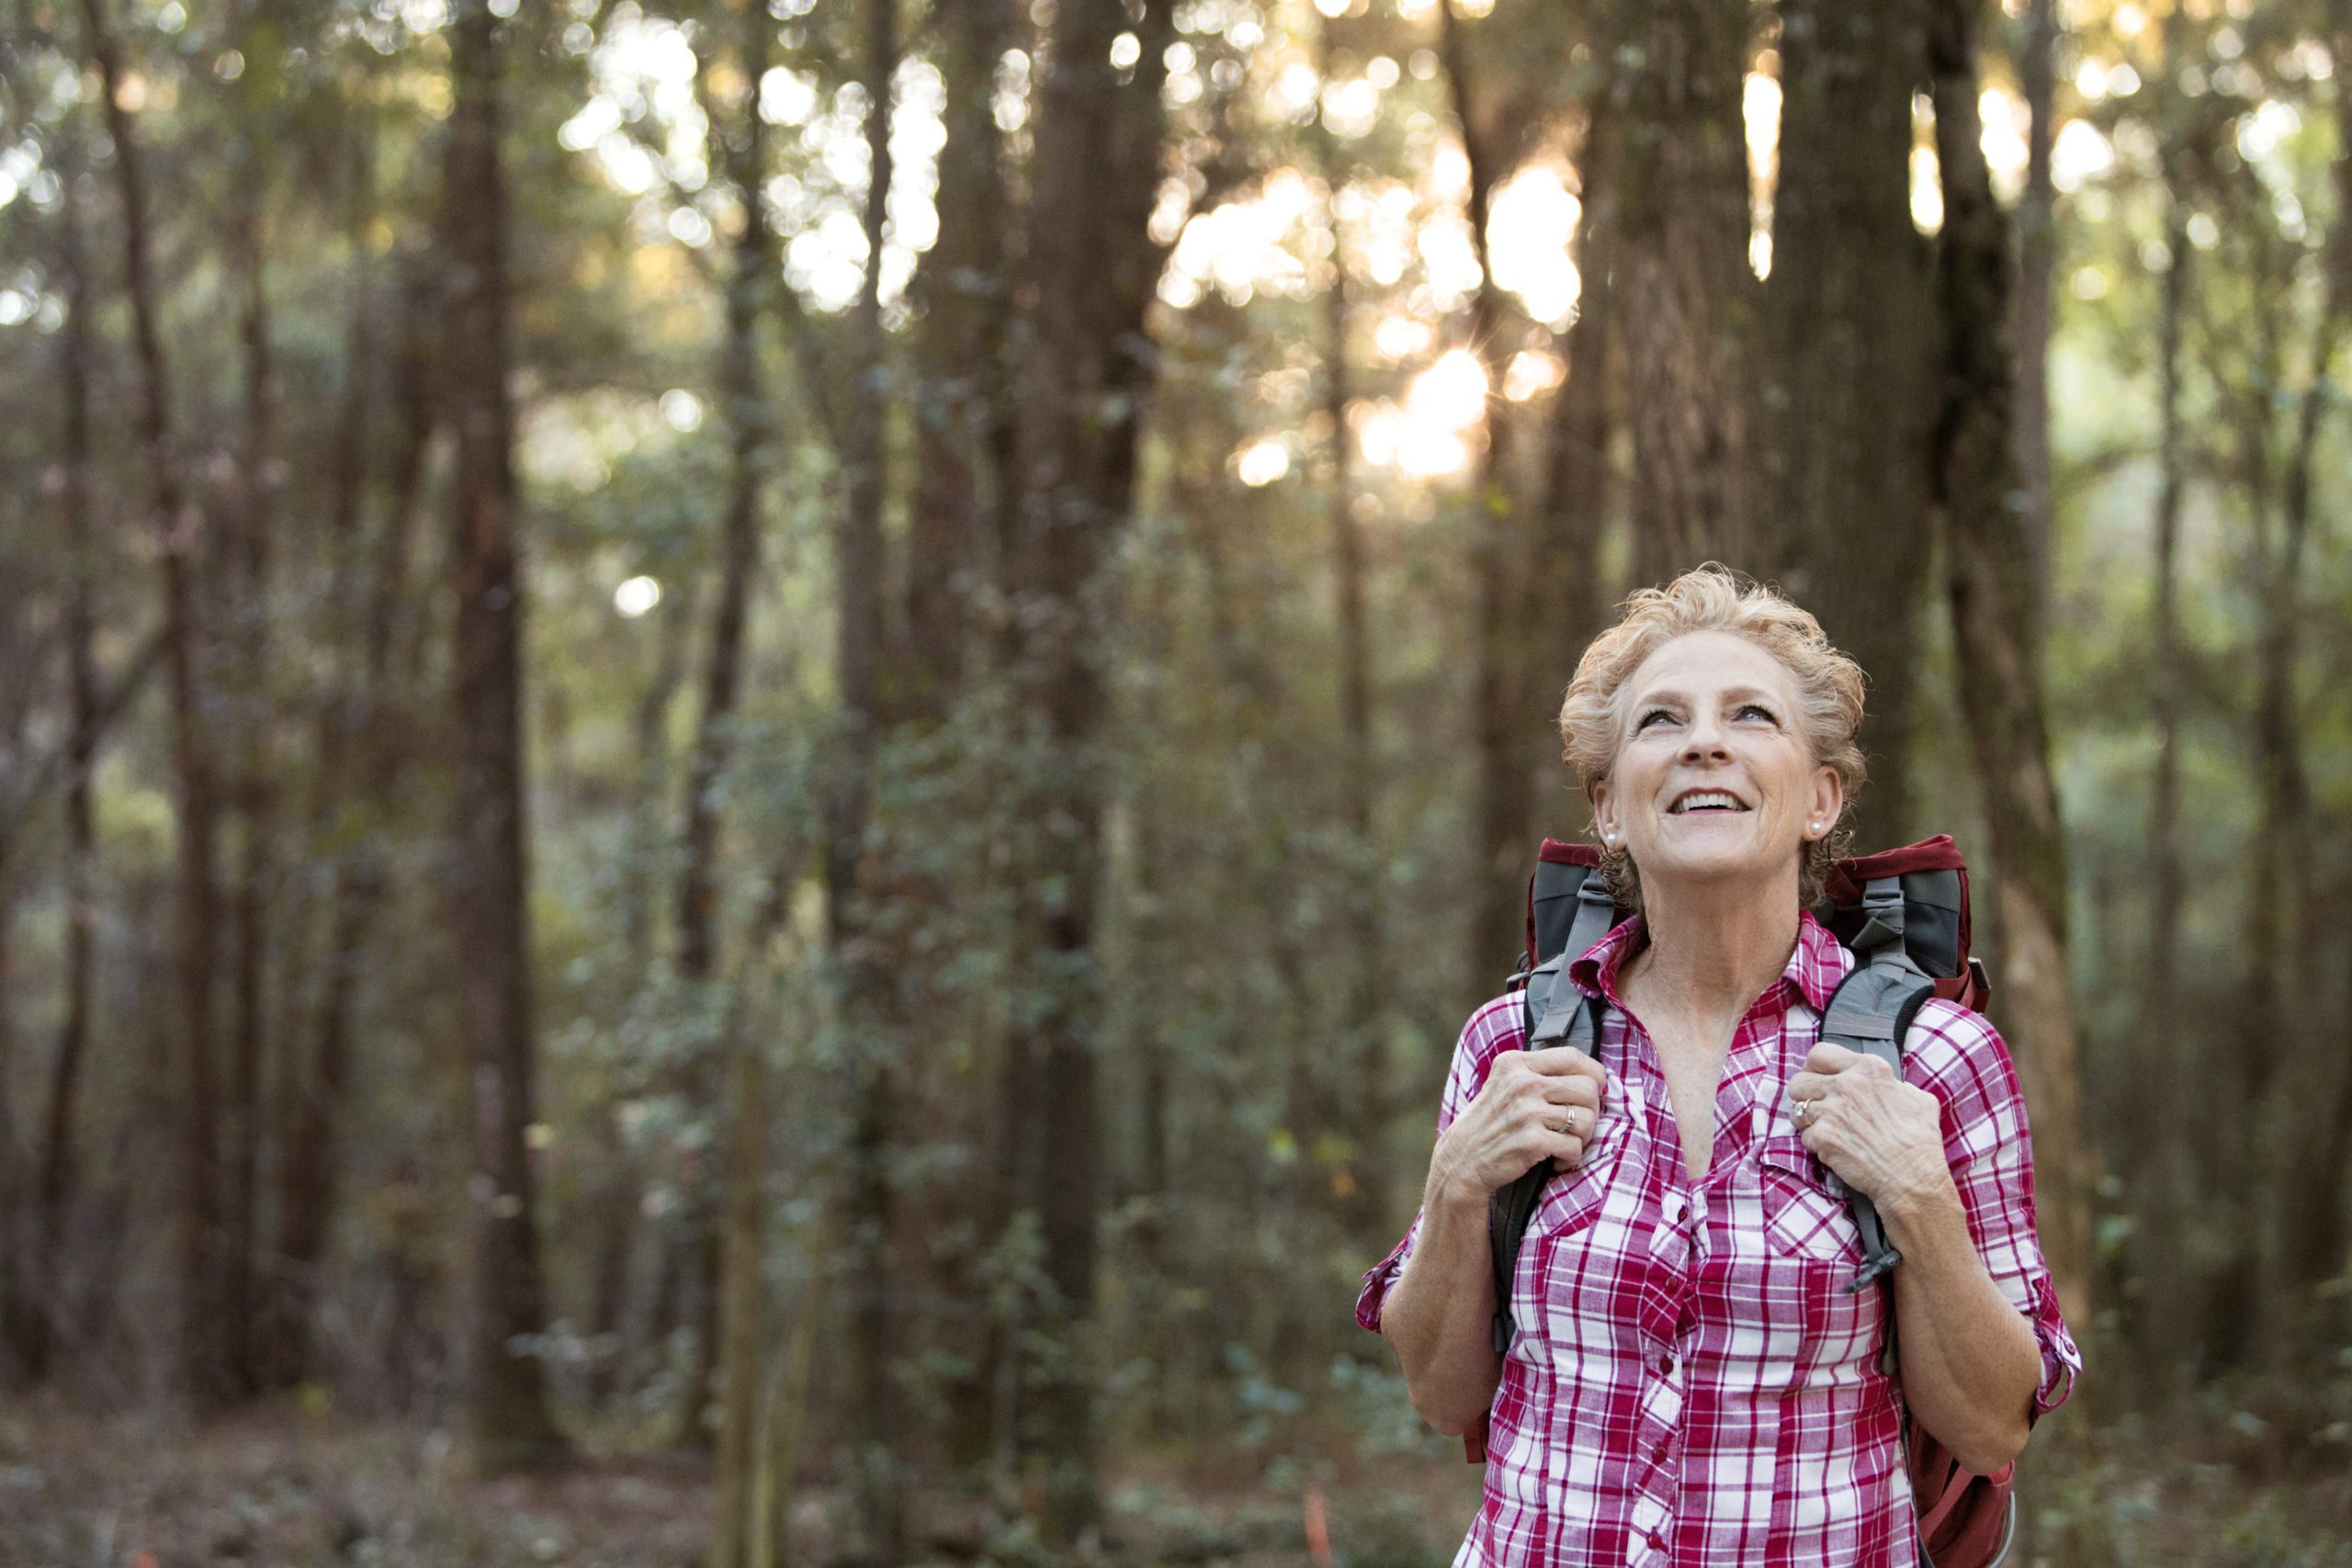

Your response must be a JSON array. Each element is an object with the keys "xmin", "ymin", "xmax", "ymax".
[{"xmin": 1622, "ymin": 872, "xmax": 1803, "ymax": 1023}]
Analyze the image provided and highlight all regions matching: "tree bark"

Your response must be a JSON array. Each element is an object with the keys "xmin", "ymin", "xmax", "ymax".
[
  {"xmin": 2133, "ymin": 177, "xmax": 2191, "ymax": 1389},
  {"xmin": 28, "ymin": 112, "xmax": 102, "ymax": 1383},
  {"xmin": 1005, "ymin": 0, "xmax": 1173, "ymax": 1536},
  {"xmin": 222, "ymin": 181, "xmax": 280, "ymax": 1401},
  {"xmin": 903, "ymin": 0, "xmax": 1015, "ymax": 725},
  {"xmin": 1768, "ymin": 0, "xmax": 1934, "ymax": 853},
  {"xmin": 826, "ymin": 0, "xmax": 903, "ymax": 1551},
  {"xmin": 443, "ymin": 0, "xmax": 563, "ymax": 1466},
  {"xmin": 1619, "ymin": 0, "xmax": 1763, "ymax": 581},
  {"xmin": 1317, "ymin": 21, "xmax": 1394, "ymax": 1246},
  {"xmin": 79, "ymin": 0, "xmax": 230, "ymax": 1406},
  {"xmin": 1441, "ymin": 0, "xmax": 1537, "ymax": 982},
  {"xmin": 1926, "ymin": 0, "xmax": 2091, "ymax": 1326},
  {"xmin": 674, "ymin": 0, "xmax": 779, "ymax": 1450},
  {"xmin": 2013, "ymin": 0, "xmax": 2057, "ymax": 618}
]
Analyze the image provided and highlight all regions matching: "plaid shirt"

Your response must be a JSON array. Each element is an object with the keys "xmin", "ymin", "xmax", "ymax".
[{"xmin": 1356, "ymin": 911, "xmax": 2080, "ymax": 1568}]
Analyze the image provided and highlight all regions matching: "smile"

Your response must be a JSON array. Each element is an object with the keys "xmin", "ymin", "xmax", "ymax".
[{"xmin": 1667, "ymin": 788, "xmax": 1751, "ymax": 814}]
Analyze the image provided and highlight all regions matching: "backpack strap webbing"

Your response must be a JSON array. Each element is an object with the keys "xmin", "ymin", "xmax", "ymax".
[
  {"xmin": 1816, "ymin": 874, "xmax": 1940, "ymax": 1298},
  {"xmin": 1488, "ymin": 969, "xmax": 1604, "ymax": 1352},
  {"xmin": 1487, "ymin": 861, "xmax": 1622, "ymax": 1352}
]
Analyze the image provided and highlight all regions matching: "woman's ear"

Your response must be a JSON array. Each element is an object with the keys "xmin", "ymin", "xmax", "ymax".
[
  {"xmin": 1808, "ymin": 765, "xmax": 1843, "ymax": 841},
  {"xmin": 1591, "ymin": 781, "xmax": 1616, "ymax": 845}
]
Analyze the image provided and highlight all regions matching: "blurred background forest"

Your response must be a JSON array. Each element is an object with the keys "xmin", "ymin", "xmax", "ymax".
[{"xmin": 3, "ymin": 0, "xmax": 2351, "ymax": 1562}]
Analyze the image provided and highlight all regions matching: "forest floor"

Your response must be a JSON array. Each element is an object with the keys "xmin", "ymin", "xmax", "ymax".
[{"xmin": 1, "ymin": 1406, "xmax": 2347, "ymax": 1568}]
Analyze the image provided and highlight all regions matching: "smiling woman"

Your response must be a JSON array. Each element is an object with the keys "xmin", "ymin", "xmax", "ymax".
[{"xmin": 1361, "ymin": 566, "xmax": 2079, "ymax": 1568}]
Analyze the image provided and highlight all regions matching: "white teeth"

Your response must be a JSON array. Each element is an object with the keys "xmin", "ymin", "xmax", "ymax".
[{"xmin": 1671, "ymin": 791, "xmax": 1742, "ymax": 813}]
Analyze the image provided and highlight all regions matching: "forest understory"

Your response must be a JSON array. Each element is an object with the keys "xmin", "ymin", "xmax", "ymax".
[{"xmin": 2, "ymin": 1408, "xmax": 2346, "ymax": 1568}]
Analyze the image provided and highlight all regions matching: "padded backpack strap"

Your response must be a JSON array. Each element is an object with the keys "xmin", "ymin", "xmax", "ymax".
[
  {"xmin": 1490, "ymin": 963, "xmax": 1604, "ymax": 1353},
  {"xmin": 1818, "ymin": 877, "xmax": 1937, "ymax": 1296}
]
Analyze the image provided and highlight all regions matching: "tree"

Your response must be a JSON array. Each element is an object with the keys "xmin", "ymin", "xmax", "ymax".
[
  {"xmin": 79, "ymin": 0, "xmax": 230, "ymax": 1405},
  {"xmin": 1004, "ymin": 0, "xmax": 1174, "ymax": 1533},
  {"xmin": 442, "ymin": 0, "xmax": 564, "ymax": 1466},
  {"xmin": 1926, "ymin": 0, "xmax": 2092, "ymax": 1324},
  {"xmin": 1768, "ymin": 0, "xmax": 1934, "ymax": 852},
  {"xmin": 1619, "ymin": 0, "xmax": 1763, "ymax": 580}
]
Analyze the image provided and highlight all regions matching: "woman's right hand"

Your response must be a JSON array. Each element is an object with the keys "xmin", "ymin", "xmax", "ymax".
[{"xmin": 1429, "ymin": 1047, "xmax": 1611, "ymax": 1203}]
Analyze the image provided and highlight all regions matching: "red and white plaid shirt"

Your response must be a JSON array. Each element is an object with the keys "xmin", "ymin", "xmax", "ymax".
[{"xmin": 1356, "ymin": 910, "xmax": 2079, "ymax": 1568}]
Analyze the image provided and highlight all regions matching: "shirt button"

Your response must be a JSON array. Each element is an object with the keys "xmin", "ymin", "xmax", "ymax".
[
  {"xmin": 1647, "ymin": 1529, "xmax": 1667, "ymax": 1551},
  {"xmin": 1659, "ymin": 1353, "xmax": 1675, "ymax": 1375}
]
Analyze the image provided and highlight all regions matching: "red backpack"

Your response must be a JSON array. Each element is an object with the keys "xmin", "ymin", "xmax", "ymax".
[{"xmin": 1469, "ymin": 835, "xmax": 2015, "ymax": 1567}]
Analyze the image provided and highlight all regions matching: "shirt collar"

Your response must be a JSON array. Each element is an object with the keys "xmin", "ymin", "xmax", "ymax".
[{"xmin": 1567, "ymin": 907, "xmax": 1850, "ymax": 1014}]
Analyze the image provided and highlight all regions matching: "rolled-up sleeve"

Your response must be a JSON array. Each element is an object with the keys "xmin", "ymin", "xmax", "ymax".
[
  {"xmin": 1906, "ymin": 999, "xmax": 2084, "ymax": 1419},
  {"xmin": 1353, "ymin": 993, "xmax": 1523, "ymax": 1336}
]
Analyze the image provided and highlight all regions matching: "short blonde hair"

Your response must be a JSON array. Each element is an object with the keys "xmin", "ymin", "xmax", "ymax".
[{"xmin": 1557, "ymin": 565, "xmax": 1866, "ymax": 909}]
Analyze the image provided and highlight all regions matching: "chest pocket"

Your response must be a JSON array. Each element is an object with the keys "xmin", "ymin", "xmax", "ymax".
[
  {"xmin": 1527, "ymin": 1063, "xmax": 1636, "ymax": 1239},
  {"xmin": 1752, "ymin": 1132, "xmax": 1888, "ymax": 1388},
  {"xmin": 1758, "ymin": 1133, "xmax": 1861, "ymax": 1264}
]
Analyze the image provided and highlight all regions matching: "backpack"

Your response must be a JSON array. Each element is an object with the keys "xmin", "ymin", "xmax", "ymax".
[{"xmin": 1475, "ymin": 833, "xmax": 2016, "ymax": 1568}]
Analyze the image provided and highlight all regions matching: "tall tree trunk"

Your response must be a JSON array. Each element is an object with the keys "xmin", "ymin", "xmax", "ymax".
[
  {"xmin": 1619, "ymin": 0, "xmax": 1763, "ymax": 581},
  {"xmin": 1926, "ymin": 0, "xmax": 2091, "ymax": 1326},
  {"xmin": 1317, "ymin": 28, "xmax": 1394, "ymax": 1245},
  {"xmin": 270, "ymin": 262, "xmax": 430, "ymax": 1393},
  {"xmin": 827, "ymin": 0, "xmax": 903, "ymax": 1551},
  {"xmin": 443, "ymin": 0, "xmax": 563, "ymax": 1466},
  {"xmin": 1006, "ymin": 0, "xmax": 1173, "ymax": 1536},
  {"xmin": 1768, "ymin": 0, "xmax": 1934, "ymax": 853},
  {"xmin": 2133, "ymin": 176, "xmax": 2191, "ymax": 1391},
  {"xmin": 28, "ymin": 117, "xmax": 102, "ymax": 1384},
  {"xmin": 1532, "ymin": 94, "xmax": 1616, "ymax": 767},
  {"xmin": 1441, "ymin": 0, "xmax": 1535, "ymax": 981},
  {"xmin": 675, "ymin": 0, "xmax": 779, "ymax": 1450},
  {"xmin": 900, "ymin": 0, "xmax": 1016, "ymax": 1464},
  {"xmin": 2013, "ymin": 0, "xmax": 2057, "ymax": 618},
  {"xmin": 79, "ymin": 0, "xmax": 230, "ymax": 1406},
  {"xmin": 903, "ymin": 0, "xmax": 1014, "ymax": 723},
  {"xmin": 222, "ymin": 185, "xmax": 279, "ymax": 1401}
]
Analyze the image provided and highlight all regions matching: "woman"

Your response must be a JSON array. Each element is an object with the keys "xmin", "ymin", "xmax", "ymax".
[{"xmin": 1358, "ymin": 568, "xmax": 2079, "ymax": 1566}]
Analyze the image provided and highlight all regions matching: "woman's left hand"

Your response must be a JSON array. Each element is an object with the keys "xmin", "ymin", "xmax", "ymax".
[{"xmin": 1784, "ymin": 1044, "xmax": 1950, "ymax": 1209}]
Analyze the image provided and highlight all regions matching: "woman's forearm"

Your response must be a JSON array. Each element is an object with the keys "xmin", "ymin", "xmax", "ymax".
[
  {"xmin": 1380, "ymin": 1172, "xmax": 1504, "ymax": 1435},
  {"xmin": 1879, "ymin": 1170, "xmax": 2043, "ymax": 1474}
]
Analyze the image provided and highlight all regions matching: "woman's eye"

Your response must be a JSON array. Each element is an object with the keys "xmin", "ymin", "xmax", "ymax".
[
  {"xmin": 1637, "ymin": 708, "xmax": 1674, "ymax": 729},
  {"xmin": 1738, "ymin": 704, "xmax": 1777, "ymax": 724}
]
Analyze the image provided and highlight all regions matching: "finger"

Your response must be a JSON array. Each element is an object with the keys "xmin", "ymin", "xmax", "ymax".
[
  {"xmin": 1549, "ymin": 1134, "xmax": 1587, "ymax": 1172},
  {"xmin": 1803, "ymin": 1043, "xmax": 1865, "ymax": 1075},
  {"xmin": 1532, "ymin": 1075, "xmax": 1602, "ymax": 1110},
  {"xmin": 1786, "ymin": 1071, "xmax": 1828, "ymax": 1104},
  {"xmin": 1519, "ymin": 1048, "xmax": 1608, "ymax": 1084}
]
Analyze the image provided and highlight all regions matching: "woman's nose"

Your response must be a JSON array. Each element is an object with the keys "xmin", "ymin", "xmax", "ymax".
[{"xmin": 1681, "ymin": 717, "xmax": 1731, "ymax": 761}]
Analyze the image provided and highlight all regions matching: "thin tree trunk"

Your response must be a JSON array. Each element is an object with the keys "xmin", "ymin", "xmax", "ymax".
[
  {"xmin": 270, "ymin": 259, "xmax": 430, "ymax": 1393},
  {"xmin": 1316, "ymin": 29, "xmax": 1393, "ymax": 1245},
  {"xmin": 829, "ymin": 0, "xmax": 902, "ymax": 1550},
  {"xmin": 222, "ymin": 185, "xmax": 279, "ymax": 1401},
  {"xmin": 1532, "ymin": 93, "xmax": 1616, "ymax": 769},
  {"xmin": 1926, "ymin": 0, "xmax": 2092, "ymax": 1327},
  {"xmin": 29, "ymin": 116, "xmax": 102, "ymax": 1383},
  {"xmin": 903, "ymin": 0, "xmax": 1014, "ymax": 723},
  {"xmin": 675, "ymin": 0, "xmax": 778, "ymax": 1450},
  {"xmin": 79, "ymin": 0, "xmax": 229, "ymax": 1406},
  {"xmin": 1768, "ymin": 0, "xmax": 1934, "ymax": 853},
  {"xmin": 899, "ymin": 0, "xmax": 1015, "ymax": 1464},
  {"xmin": 2013, "ymin": 0, "xmax": 2058, "ymax": 618},
  {"xmin": 443, "ymin": 0, "xmax": 563, "ymax": 1466},
  {"xmin": 1620, "ymin": 0, "xmax": 1763, "ymax": 580},
  {"xmin": 1006, "ymin": 0, "xmax": 1173, "ymax": 1537},
  {"xmin": 2134, "ymin": 178, "xmax": 2191, "ymax": 1391},
  {"xmin": 1440, "ymin": 0, "xmax": 1536, "ymax": 979}
]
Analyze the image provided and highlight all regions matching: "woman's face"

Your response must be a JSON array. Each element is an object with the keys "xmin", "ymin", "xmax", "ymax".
[{"xmin": 1589, "ymin": 630, "xmax": 1842, "ymax": 902}]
